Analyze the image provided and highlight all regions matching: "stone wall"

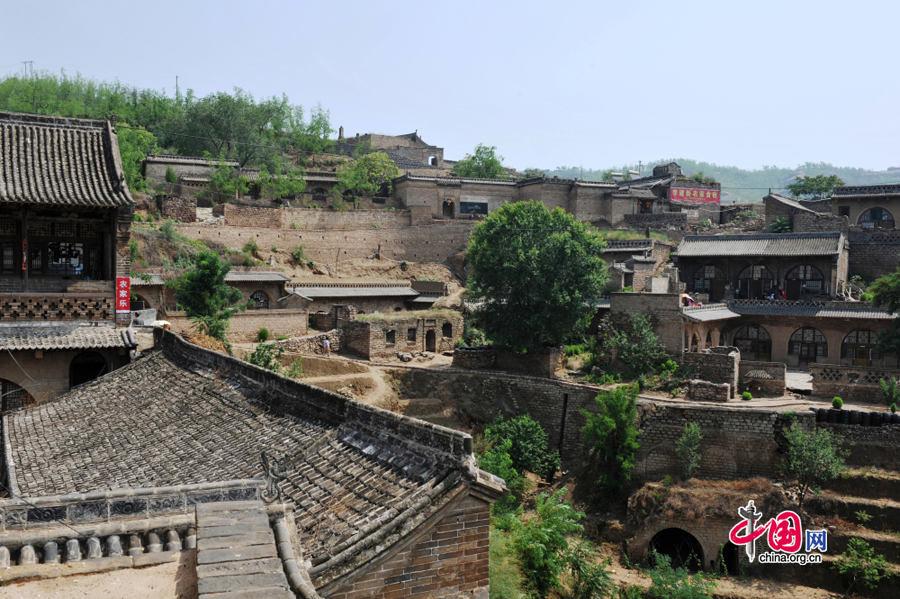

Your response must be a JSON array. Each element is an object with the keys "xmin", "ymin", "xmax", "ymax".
[
  {"xmin": 739, "ymin": 361, "xmax": 787, "ymax": 396},
  {"xmin": 343, "ymin": 316, "xmax": 462, "ymax": 360},
  {"xmin": 848, "ymin": 229, "xmax": 900, "ymax": 280},
  {"xmin": 624, "ymin": 212, "xmax": 688, "ymax": 227},
  {"xmin": 810, "ymin": 363, "xmax": 900, "ymax": 402},
  {"xmin": 688, "ymin": 379, "xmax": 730, "ymax": 402},
  {"xmin": 159, "ymin": 196, "xmax": 197, "ymax": 223},
  {"xmin": 821, "ymin": 422, "xmax": 900, "ymax": 470},
  {"xmin": 682, "ymin": 349, "xmax": 739, "ymax": 398},
  {"xmin": 167, "ymin": 309, "xmax": 308, "ymax": 343},
  {"xmin": 494, "ymin": 346, "xmax": 566, "ymax": 378},
  {"xmin": 793, "ymin": 211, "xmax": 848, "ymax": 233},
  {"xmin": 281, "ymin": 208, "xmax": 413, "ymax": 230},
  {"xmin": 610, "ymin": 293, "xmax": 685, "ymax": 358},
  {"xmin": 276, "ymin": 329, "xmax": 341, "ymax": 355},
  {"xmin": 223, "ymin": 204, "xmax": 282, "ymax": 228},
  {"xmin": 452, "ymin": 347, "xmax": 496, "ymax": 370}
]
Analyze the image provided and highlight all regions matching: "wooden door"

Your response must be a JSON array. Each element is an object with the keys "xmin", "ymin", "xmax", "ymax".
[
  {"xmin": 854, "ymin": 348, "xmax": 872, "ymax": 367},
  {"xmin": 786, "ymin": 279, "xmax": 802, "ymax": 301}
]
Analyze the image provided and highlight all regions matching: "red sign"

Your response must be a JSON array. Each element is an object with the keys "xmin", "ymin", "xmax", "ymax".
[
  {"xmin": 671, "ymin": 187, "xmax": 720, "ymax": 204},
  {"xmin": 116, "ymin": 277, "xmax": 131, "ymax": 313}
]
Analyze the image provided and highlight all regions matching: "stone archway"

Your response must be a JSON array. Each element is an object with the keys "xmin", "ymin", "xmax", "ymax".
[{"xmin": 650, "ymin": 528, "xmax": 705, "ymax": 572}]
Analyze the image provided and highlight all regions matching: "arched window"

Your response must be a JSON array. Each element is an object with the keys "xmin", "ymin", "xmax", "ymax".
[
  {"xmin": 311, "ymin": 187, "xmax": 328, "ymax": 203},
  {"xmin": 858, "ymin": 207, "xmax": 895, "ymax": 229},
  {"xmin": 705, "ymin": 331, "xmax": 712, "ymax": 349},
  {"xmin": 70, "ymin": 351, "xmax": 108, "ymax": 388},
  {"xmin": 249, "ymin": 291, "xmax": 269, "ymax": 310},
  {"xmin": 733, "ymin": 325, "xmax": 772, "ymax": 361},
  {"xmin": 736, "ymin": 265, "xmax": 774, "ymax": 299},
  {"xmin": 842, "ymin": 329, "xmax": 879, "ymax": 366},
  {"xmin": 693, "ymin": 265, "xmax": 725, "ymax": 292},
  {"xmin": 789, "ymin": 327, "xmax": 827, "ymax": 365},
  {"xmin": 786, "ymin": 265, "xmax": 826, "ymax": 298},
  {"xmin": 690, "ymin": 333, "xmax": 700, "ymax": 352},
  {"xmin": 1, "ymin": 378, "xmax": 35, "ymax": 413}
]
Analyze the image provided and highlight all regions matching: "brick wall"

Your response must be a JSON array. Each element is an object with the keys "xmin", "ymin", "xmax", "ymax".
[
  {"xmin": 810, "ymin": 363, "xmax": 900, "ymax": 403},
  {"xmin": 452, "ymin": 347, "xmax": 496, "ymax": 369},
  {"xmin": 276, "ymin": 329, "xmax": 341, "ymax": 354},
  {"xmin": 624, "ymin": 212, "xmax": 688, "ymax": 227},
  {"xmin": 688, "ymin": 379, "xmax": 731, "ymax": 402},
  {"xmin": 820, "ymin": 422, "xmax": 900, "ymax": 469},
  {"xmin": 328, "ymin": 494, "xmax": 490, "ymax": 599},
  {"xmin": 167, "ymin": 309, "xmax": 308, "ymax": 342},
  {"xmin": 344, "ymin": 316, "xmax": 462, "ymax": 360},
  {"xmin": 494, "ymin": 346, "xmax": 565, "ymax": 378},
  {"xmin": 793, "ymin": 211, "xmax": 848, "ymax": 233},
  {"xmin": 159, "ymin": 196, "xmax": 197, "ymax": 223},
  {"xmin": 282, "ymin": 208, "xmax": 412, "ymax": 230},
  {"xmin": 224, "ymin": 204, "xmax": 283, "ymax": 228},
  {"xmin": 848, "ymin": 229, "xmax": 900, "ymax": 280},
  {"xmin": 682, "ymin": 350, "xmax": 739, "ymax": 398},
  {"xmin": 610, "ymin": 293, "xmax": 684, "ymax": 357},
  {"xmin": 739, "ymin": 361, "xmax": 787, "ymax": 396}
]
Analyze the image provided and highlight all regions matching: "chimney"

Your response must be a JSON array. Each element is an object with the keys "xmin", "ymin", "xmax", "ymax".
[{"xmin": 338, "ymin": 126, "xmax": 344, "ymax": 140}]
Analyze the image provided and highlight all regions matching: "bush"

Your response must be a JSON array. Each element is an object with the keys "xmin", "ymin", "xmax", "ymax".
[
  {"xmin": 276, "ymin": 334, "xmax": 289, "ymax": 341},
  {"xmin": 880, "ymin": 377, "xmax": 900, "ymax": 407},
  {"xmin": 286, "ymin": 357, "xmax": 304, "ymax": 379},
  {"xmin": 647, "ymin": 551, "xmax": 717, "ymax": 598},
  {"xmin": 741, "ymin": 391, "xmax": 752, "ymax": 401},
  {"xmin": 892, "ymin": 403, "xmax": 898, "ymax": 414},
  {"xmin": 782, "ymin": 423, "xmax": 847, "ymax": 506},
  {"xmin": 257, "ymin": 328, "xmax": 270, "ymax": 342},
  {"xmin": 600, "ymin": 314, "xmax": 669, "ymax": 376},
  {"xmin": 833, "ymin": 396, "xmax": 843, "ymax": 409},
  {"xmin": 485, "ymin": 414, "xmax": 561, "ymax": 478},
  {"xmin": 832, "ymin": 537, "xmax": 889, "ymax": 596},
  {"xmin": 165, "ymin": 166, "xmax": 178, "ymax": 183},
  {"xmin": 478, "ymin": 438, "xmax": 524, "ymax": 519},
  {"xmin": 676, "ymin": 422, "xmax": 703, "ymax": 479},
  {"xmin": 271, "ymin": 246, "xmax": 278, "ymax": 252},
  {"xmin": 400, "ymin": 260, "xmax": 409, "ymax": 270},
  {"xmin": 580, "ymin": 385, "xmax": 641, "ymax": 495},
  {"xmin": 307, "ymin": 260, "xmax": 314, "ymax": 268},
  {"xmin": 566, "ymin": 540, "xmax": 614, "ymax": 599},
  {"xmin": 291, "ymin": 245, "xmax": 306, "ymax": 263},
  {"xmin": 243, "ymin": 239, "xmax": 259, "ymax": 254},
  {"xmin": 129, "ymin": 241, "xmax": 139, "ymax": 264},
  {"xmin": 489, "ymin": 528, "xmax": 528, "ymax": 599},
  {"xmin": 133, "ymin": 213, "xmax": 143, "ymax": 222},
  {"xmin": 244, "ymin": 342, "xmax": 283, "ymax": 372},
  {"xmin": 657, "ymin": 360, "xmax": 678, "ymax": 376},
  {"xmin": 159, "ymin": 219, "xmax": 179, "ymax": 242},
  {"xmin": 770, "ymin": 216, "xmax": 791, "ymax": 233}
]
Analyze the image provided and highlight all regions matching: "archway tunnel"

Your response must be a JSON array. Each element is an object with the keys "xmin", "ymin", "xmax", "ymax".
[{"xmin": 649, "ymin": 528, "xmax": 705, "ymax": 572}]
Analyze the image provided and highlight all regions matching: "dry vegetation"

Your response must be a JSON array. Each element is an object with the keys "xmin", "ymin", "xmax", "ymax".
[{"xmin": 354, "ymin": 309, "xmax": 458, "ymax": 322}]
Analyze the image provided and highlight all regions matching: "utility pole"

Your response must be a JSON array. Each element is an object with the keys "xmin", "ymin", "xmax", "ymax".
[
  {"xmin": 22, "ymin": 61, "xmax": 33, "ymax": 77},
  {"xmin": 638, "ymin": 160, "xmax": 642, "ymax": 176}
]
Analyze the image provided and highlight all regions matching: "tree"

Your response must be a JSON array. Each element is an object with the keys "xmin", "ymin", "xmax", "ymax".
[
  {"xmin": 169, "ymin": 250, "xmax": 244, "ymax": 340},
  {"xmin": 451, "ymin": 144, "xmax": 507, "ymax": 179},
  {"xmin": 290, "ymin": 102, "xmax": 335, "ymax": 159},
  {"xmin": 676, "ymin": 423, "xmax": 703, "ymax": 479},
  {"xmin": 116, "ymin": 123, "xmax": 159, "ymax": 192},
  {"xmin": 832, "ymin": 538, "xmax": 889, "ymax": 596},
  {"xmin": 477, "ymin": 438, "xmax": 524, "ymax": 519},
  {"xmin": 565, "ymin": 541, "xmax": 615, "ymax": 599},
  {"xmin": 647, "ymin": 551, "xmax": 717, "ymax": 599},
  {"xmin": 523, "ymin": 168, "xmax": 545, "ymax": 178},
  {"xmin": 466, "ymin": 201, "xmax": 608, "ymax": 352},
  {"xmin": 769, "ymin": 216, "xmax": 792, "ymax": 233},
  {"xmin": 334, "ymin": 152, "xmax": 400, "ymax": 199},
  {"xmin": 255, "ymin": 159, "xmax": 308, "ymax": 200},
  {"xmin": 580, "ymin": 385, "xmax": 641, "ymax": 495},
  {"xmin": 785, "ymin": 174, "xmax": 844, "ymax": 200},
  {"xmin": 867, "ymin": 270, "xmax": 900, "ymax": 359},
  {"xmin": 205, "ymin": 160, "xmax": 252, "ymax": 202},
  {"xmin": 245, "ymin": 342, "xmax": 284, "ymax": 372},
  {"xmin": 781, "ymin": 423, "xmax": 847, "ymax": 506},
  {"xmin": 600, "ymin": 314, "xmax": 669, "ymax": 375},
  {"xmin": 485, "ymin": 414, "xmax": 561, "ymax": 478}
]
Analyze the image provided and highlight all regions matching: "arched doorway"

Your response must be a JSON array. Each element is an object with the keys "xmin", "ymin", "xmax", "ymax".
[
  {"xmin": 693, "ymin": 265, "xmax": 727, "ymax": 302},
  {"xmin": 690, "ymin": 333, "xmax": 700, "ymax": 352},
  {"xmin": 311, "ymin": 187, "xmax": 328, "ymax": 204},
  {"xmin": 719, "ymin": 541, "xmax": 740, "ymax": 575},
  {"xmin": 705, "ymin": 331, "xmax": 712, "ymax": 349},
  {"xmin": 249, "ymin": 291, "xmax": 270, "ymax": 310},
  {"xmin": 442, "ymin": 198, "xmax": 454, "ymax": 219},
  {"xmin": 790, "ymin": 327, "xmax": 827, "ymax": 367},
  {"xmin": 842, "ymin": 329, "xmax": 878, "ymax": 367},
  {"xmin": 70, "ymin": 351, "xmax": 108, "ymax": 388},
  {"xmin": 425, "ymin": 330, "xmax": 436, "ymax": 352},
  {"xmin": 736, "ymin": 265, "xmax": 774, "ymax": 300},
  {"xmin": 649, "ymin": 528, "xmax": 704, "ymax": 572},
  {"xmin": 732, "ymin": 325, "xmax": 772, "ymax": 361},
  {"xmin": 785, "ymin": 265, "xmax": 825, "ymax": 300},
  {"xmin": 1, "ymin": 379, "xmax": 35, "ymax": 413},
  {"xmin": 858, "ymin": 207, "xmax": 895, "ymax": 229}
]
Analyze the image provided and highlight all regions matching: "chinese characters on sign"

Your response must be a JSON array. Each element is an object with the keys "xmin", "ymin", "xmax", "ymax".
[
  {"xmin": 115, "ymin": 277, "xmax": 131, "ymax": 313},
  {"xmin": 670, "ymin": 187, "xmax": 720, "ymax": 204},
  {"xmin": 728, "ymin": 500, "xmax": 826, "ymax": 565}
]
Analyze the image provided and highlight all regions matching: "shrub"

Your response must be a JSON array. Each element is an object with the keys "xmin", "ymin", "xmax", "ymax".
[
  {"xmin": 647, "ymin": 551, "xmax": 717, "ymax": 598},
  {"xmin": 271, "ymin": 246, "xmax": 278, "ymax": 252},
  {"xmin": 782, "ymin": 423, "xmax": 847, "ymax": 506},
  {"xmin": 244, "ymin": 342, "xmax": 283, "ymax": 372},
  {"xmin": 657, "ymin": 360, "xmax": 678, "ymax": 376},
  {"xmin": 770, "ymin": 216, "xmax": 791, "ymax": 233},
  {"xmin": 257, "ymin": 328, "xmax": 270, "ymax": 342},
  {"xmin": 129, "ymin": 241, "xmax": 139, "ymax": 264},
  {"xmin": 291, "ymin": 245, "xmax": 306, "ymax": 263},
  {"xmin": 243, "ymin": 239, "xmax": 259, "ymax": 254},
  {"xmin": 860, "ymin": 292, "xmax": 875, "ymax": 302},
  {"xmin": 478, "ymin": 438, "xmax": 524, "ymax": 519},
  {"xmin": 486, "ymin": 414, "xmax": 561, "ymax": 478},
  {"xmin": 566, "ymin": 540, "xmax": 614, "ymax": 599},
  {"xmin": 832, "ymin": 537, "xmax": 889, "ymax": 596},
  {"xmin": 489, "ymin": 528, "xmax": 528, "ymax": 599},
  {"xmin": 676, "ymin": 422, "xmax": 703, "ymax": 479},
  {"xmin": 307, "ymin": 260, "xmax": 314, "ymax": 268},
  {"xmin": 400, "ymin": 260, "xmax": 409, "ymax": 270},
  {"xmin": 159, "ymin": 219, "xmax": 179, "ymax": 242},
  {"xmin": 165, "ymin": 166, "xmax": 178, "ymax": 183},
  {"xmin": 146, "ymin": 213, "xmax": 155, "ymax": 223},
  {"xmin": 741, "ymin": 391, "xmax": 752, "ymax": 401},
  {"xmin": 286, "ymin": 357, "xmax": 304, "ymax": 379},
  {"xmin": 833, "ymin": 397, "xmax": 843, "ymax": 409},
  {"xmin": 880, "ymin": 377, "xmax": 900, "ymax": 407},
  {"xmin": 601, "ymin": 314, "xmax": 669, "ymax": 376},
  {"xmin": 580, "ymin": 385, "xmax": 641, "ymax": 495},
  {"xmin": 276, "ymin": 334, "xmax": 289, "ymax": 341},
  {"xmin": 133, "ymin": 214, "xmax": 143, "ymax": 222},
  {"xmin": 892, "ymin": 403, "xmax": 898, "ymax": 414}
]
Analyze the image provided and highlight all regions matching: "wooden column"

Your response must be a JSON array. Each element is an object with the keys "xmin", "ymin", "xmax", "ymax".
[{"xmin": 21, "ymin": 206, "xmax": 28, "ymax": 292}]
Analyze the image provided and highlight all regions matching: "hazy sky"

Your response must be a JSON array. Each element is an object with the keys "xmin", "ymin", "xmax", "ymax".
[{"xmin": 2, "ymin": 0, "xmax": 898, "ymax": 172}]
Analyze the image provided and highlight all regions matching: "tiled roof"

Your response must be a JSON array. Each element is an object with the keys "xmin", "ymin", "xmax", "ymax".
[
  {"xmin": 603, "ymin": 240, "xmax": 654, "ymax": 252},
  {"xmin": 0, "ymin": 324, "xmax": 137, "ymax": 351},
  {"xmin": 0, "ymin": 112, "xmax": 134, "ymax": 207},
  {"xmin": 131, "ymin": 274, "xmax": 165, "ymax": 286},
  {"xmin": 144, "ymin": 154, "xmax": 239, "ymax": 167},
  {"xmin": 764, "ymin": 193, "xmax": 816, "ymax": 214},
  {"xmin": 5, "ymin": 329, "xmax": 489, "ymax": 588},
  {"xmin": 833, "ymin": 184, "xmax": 900, "ymax": 198},
  {"xmin": 408, "ymin": 295, "xmax": 442, "ymax": 303},
  {"xmin": 675, "ymin": 232, "xmax": 844, "ymax": 258},
  {"xmin": 291, "ymin": 283, "xmax": 418, "ymax": 298},
  {"xmin": 333, "ymin": 142, "xmax": 441, "ymax": 172},
  {"xmin": 726, "ymin": 300, "xmax": 894, "ymax": 320},
  {"xmin": 682, "ymin": 304, "xmax": 740, "ymax": 323},
  {"xmin": 225, "ymin": 271, "xmax": 290, "ymax": 282}
]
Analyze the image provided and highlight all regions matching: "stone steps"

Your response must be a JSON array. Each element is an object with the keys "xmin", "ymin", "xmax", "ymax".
[{"xmin": 195, "ymin": 500, "xmax": 292, "ymax": 599}]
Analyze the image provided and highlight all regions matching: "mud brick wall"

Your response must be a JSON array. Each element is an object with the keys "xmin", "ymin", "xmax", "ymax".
[
  {"xmin": 848, "ymin": 230, "xmax": 900, "ymax": 280},
  {"xmin": 276, "ymin": 329, "xmax": 341, "ymax": 354},
  {"xmin": 175, "ymin": 222, "xmax": 475, "ymax": 264},
  {"xmin": 281, "ymin": 208, "xmax": 412, "ymax": 230},
  {"xmin": 494, "ymin": 346, "xmax": 565, "ymax": 378},
  {"xmin": 223, "ymin": 204, "xmax": 282, "ymax": 228},
  {"xmin": 624, "ymin": 212, "xmax": 688, "ymax": 227},
  {"xmin": 820, "ymin": 422, "xmax": 900, "ymax": 470},
  {"xmin": 739, "ymin": 361, "xmax": 787, "ymax": 396},
  {"xmin": 159, "ymin": 196, "xmax": 197, "ymax": 223},
  {"xmin": 793, "ymin": 211, "xmax": 848, "ymax": 233},
  {"xmin": 344, "ymin": 317, "xmax": 462, "ymax": 360},
  {"xmin": 452, "ymin": 347, "xmax": 496, "ymax": 369},
  {"xmin": 167, "ymin": 309, "xmax": 308, "ymax": 342},
  {"xmin": 682, "ymin": 350, "xmax": 739, "ymax": 399},
  {"xmin": 810, "ymin": 364, "xmax": 900, "ymax": 403},
  {"xmin": 328, "ymin": 494, "xmax": 490, "ymax": 599},
  {"xmin": 688, "ymin": 379, "xmax": 730, "ymax": 402}
]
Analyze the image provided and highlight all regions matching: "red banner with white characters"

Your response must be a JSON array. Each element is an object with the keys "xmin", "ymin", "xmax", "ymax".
[
  {"xmin": 116, "ymin": 277, "xmax": 131, "ymax": 313},
  {"xmin": 671, "ymin": 187, "xmax": 720, "ymax": 204}
]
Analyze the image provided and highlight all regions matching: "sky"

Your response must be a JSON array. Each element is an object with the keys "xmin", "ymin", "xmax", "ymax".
[{"xmin": 2, "ymin": 0, "xmax": 898, "ymax": 172}]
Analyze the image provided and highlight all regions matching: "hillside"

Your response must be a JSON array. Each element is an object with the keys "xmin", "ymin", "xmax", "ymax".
[{"xmin": 543, "ymin": 159, "xmax": 900, "ymax": 204}]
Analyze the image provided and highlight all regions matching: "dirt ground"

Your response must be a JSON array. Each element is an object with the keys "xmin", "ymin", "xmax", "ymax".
[{"xmin": 0, "ymin": 551, "xmax": 197, "ymax": 598}]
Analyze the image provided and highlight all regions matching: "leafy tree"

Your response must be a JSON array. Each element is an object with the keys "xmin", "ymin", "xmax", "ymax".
[
  {"xmin": 478, "ymin": 438, "xmax": 524, "ymax": 520},
  {"xmin": 289, "ymin": 102, "xmax": 335, "ymax": 159},
  {"xmin": 832, "ymin": 537, "xmax": 889, "ymax": 596},
  {"xmin": 867, "ymin": 272, "xmax": 900, "ymax": 359},
  {"xmin": 169, "ymin": 250, "xmax": 244, "ymax": 340},
  {"xmin": 116, "ymin": 123, "xmax": 159, "ymax": 192},
  {"xmin": 880, "ymin": 377, "xmax": 900, "ymax": 407},
  {"xmin": 513, "ymin": 488, "xmax": 584, "ymax": 597},
  {"xmin": 781, "ymin": 423, "xmax": 847, "ymax": 506},
  {"xmin": 165, "ymin": 166, "xmax": 178, "ymax": 184},
  {"xmin": 769, "ymin": 216, "xmax": 792, "ymax": 233},
  {"xmin": 205, "ymin": 160, "xmax": 253, "ymax": 202},
  {"xmin": 689, "ymin": 171, "xmax": 717, "ymax": 184},
  {"xmin": 255, "ymin": 159, "xmax": 308, "ymax": 200},
  {"xmin": 565, "ymin": 540, "xmax": 615, "ymax": 599},
  {"xmin": 466, "ymin": 201, "xmax": 608, "ymax": 352},
  {"xmin": 676, "ymin": 423, "xmax": 703, "ymax": 479},
  {"xmin": 647, "ymin": 551, "xmax": 717, "ymax": 599},
  {"xmin": 600, "ymin": 170, "xmax": 615, "ymax": 182},
  {"xmin": 600, "ymin": 314, "xmax": 669, "ymax": 375},
  {"xmin": 785, "ymin": 174, "xmax": 844, "ymax": 200},
  {"xmin": 335, "ymin": 152, "xmax": 400, "ymax": 199},
  {"xmin": 580, "ymin": 385, "xmax": 641, "ymax": 495},
  {"xmin": 485, "ymin": 415, "xmax": 561, "ymax": 478},
  {"xmin": 245, "ymin": 342, "xmax": 284, "ymax": 372},
  {"xmin": 523, "ymin": 168, "xmax": 546, "ymax": 178},
  {"xmin": 451, "ymin": 143, "xmax": 507, "ymax": 179}
]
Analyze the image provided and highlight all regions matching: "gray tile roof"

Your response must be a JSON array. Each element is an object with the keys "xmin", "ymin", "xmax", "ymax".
[
  {"xmin": 408, "ymin": 295, "xmax": 442, "ymax": 303},
  {"xmin": 225, "ymin": 271, "xmax": 290, "ymax": 282},
  {"xmin": 603, "ymin": 240, "xmax": 654, "ymax": 252},
  {"xmin": 726, "ymin": 300, "xmax": 895, "ymax": 320},
  {"xmin": 764, "ymin": 193, "xmax": 816, "ymax": 214},
  {"xmin": 0, "ymin": 112, "xmax": 134, "ymax": 207},
  {"xmin": 833, "ymin": 184, "xmax": 900, "ymax": 198},
  {"xmin": 131, "ymin": 274, "xmax": 165, "ymax": 286},
  {"xmin": 682, "ymin": 304, "xmax": 740, "ymax": 323},
  {"xmin": 0, "ymin": 324, "xmax": 137, "ymax": 351},
  {"xmin": 675, "ymin": 232, "xmax": 844, "ymax": 258},
  {"xmin": 5, "ymin": 329, "xmax": 486, "ymax": 588},
  {"xmin": 144, "ymin": 154, "xmax": 239, "ymax": 168},
  {"xmin": 290, "ymin": 284, "xmax": 418, "ymax": 298}
]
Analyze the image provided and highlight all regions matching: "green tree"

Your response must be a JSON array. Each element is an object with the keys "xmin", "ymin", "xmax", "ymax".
[
  {"xmin": 676, "ymin": 422, "xmax": 703, "ymax": 479},
  {"xmin": 601, "ymin": 314, "xmax": 669, "ymax": 375},
  {"xmin": 785, "ymin": 174, "xmax": 845, "ymax": 200},
  {"xmin": 781, "ymin": 423, "xmax": 847, "ymax": 506},
  {"xmin": 245, "ymin": 342, "xmax": 284, "ymax": 372},
  {"xmin": 478, "ymin": 438, "xmax": 524, "ymax": 520},
  {"xmin": 169, "ymin": 250, "xmax": 244, "ymax": 340},
  {"xmin": 513, "ymin": 488, "xmax": 584, "ymax": 597},
  {"xmin": 580, "ymin": 385, "xmax": 641, "ymax": 495},
  {"xmin": 116, "ymin": 123, "xmax": 159, "ymax": 192},
  {"xmin": 255, "ymin": 159, "xmax": 308, "ymax": 200},
  {"xmin": 565, "ymin": 540, "xmax": 615, "ymax": 599},
  {"xmin": 205, "ymin": 159, "xmax": 252, "ymax": 202},
  {"xmin": 290, "ymin": 102, "xmax": 335, "ymax": 159},
  {"xmin": 451, "ymin": 143, "xmax": 507, "ymax": 179},
  {"xmin": 466, "ymin": 201, "xmax": 608, "ymax": 352},
  {"xmin": 485, "ymin": 415, "xmax": 561, "ymax": 478},
  {"xmin": 335, "ymin": 152, "xmax": 401, "ymax": 199},
  {"xmin": 867, "ymin": 271, "xmax": 900, "ymax": 360},
  {"xmin": 647, "ymin": 551, "xmax": 717, "ymax": 599},
  {"xmin": 832, "ymin": 537, "xmax": 889, "ymax": 596},
  {"xmin": 523, "ymin": 168, "xmax": 546, "ymax": 178},
  {"xmin": 769, "ymin": 216, "xmax": 792, "ymax": 233}
]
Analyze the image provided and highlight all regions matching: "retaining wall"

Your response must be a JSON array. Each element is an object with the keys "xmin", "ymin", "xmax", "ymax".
[
  {"xmin": 739, "ymin": 361, "xmax": 787, "ymax": 396},
  {"xmin": 810, "ymin": 363, "xmax": 900, "ymax": 402},
  {"xmin": 167, "ymin": 309, "xmax": 309, "ymax": 343}
]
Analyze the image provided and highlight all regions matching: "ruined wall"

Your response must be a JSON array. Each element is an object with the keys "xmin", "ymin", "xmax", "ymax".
[
  {"xmin": 793, "ymin": 212, "xmax": 848, "ymax": 233},
  {"xmin": 167, "ymin": 309, "xmax": 308, "ymax": 343},
  {"xmin": 848, "ymin": 230, "xmax": 900, "ymax": 280},
  {"xmin": 451, "ymin": 347, "xmax": 496, "ymax": 369},
  {"xmin": 624, "ymin": 213, "xmax": 688, "ymax": 228},
  {"xmin": 276, "ymin": 329, "xmax": 341, "ymax": 354},
  {"xmin": 610, "ymin": 293, "xmax": 684, "ymax": 358},
  {"xmin": 682, "ymin": 350, "xmax": 739, "ymax": 398},
  {"xmin": 344, "ymin": 316, "xmax": 462, "ymax": 360},
  {"xmin": 159, "ymin": 196, "xmax": 197, "ymax": 223},
  {"xmin": 688, "ymin": 380, "xmax": 730, "ymax": 402},
  {"xmin": 223, "ymin": 204, "xmax": 283, "ymax": 228},
  {"xmin": 810, "ymin": 363, "xmax": 900, "ymax": 403},
  {"xmin": 739, "ymin": 361, "xmax": 787, "ymax": 396}
]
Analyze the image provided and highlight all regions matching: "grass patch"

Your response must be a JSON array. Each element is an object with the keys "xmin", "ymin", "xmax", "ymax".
[
  {"xmin": 598, "ymin": 229, "xmax": 673, "ymax": 243},
  {"xmin": 354, "ymin": 309, "xmax": 458, "ymax": 322}
]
